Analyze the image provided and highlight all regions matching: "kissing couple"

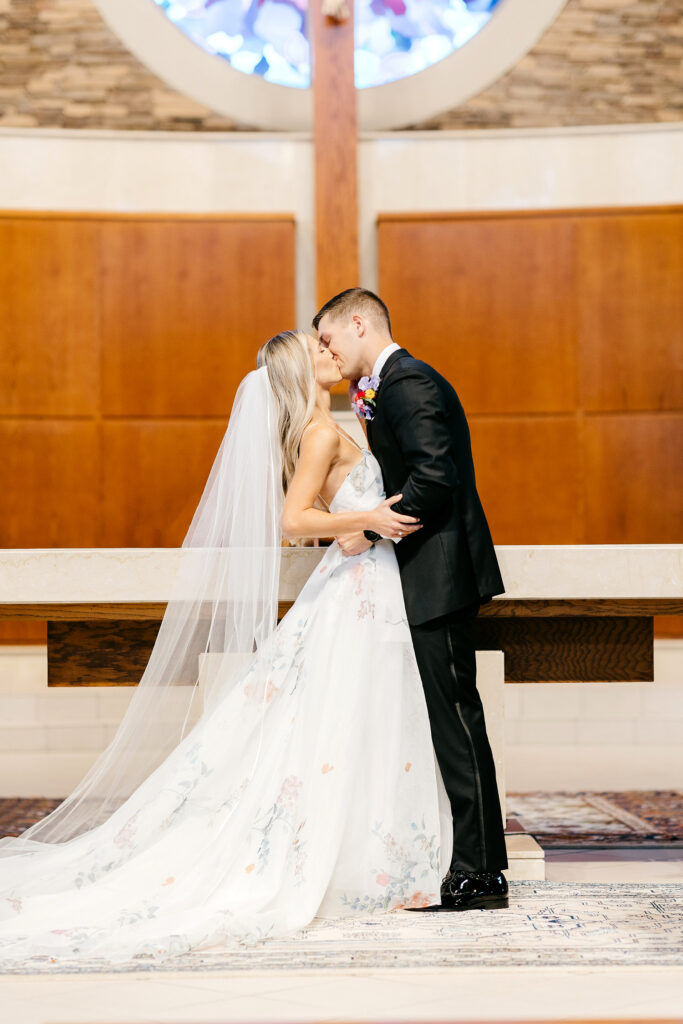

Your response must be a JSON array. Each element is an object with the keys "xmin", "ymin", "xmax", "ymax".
[{"xmin": 0, "ymin": 288, "xmax": 508, "ymax": 966}]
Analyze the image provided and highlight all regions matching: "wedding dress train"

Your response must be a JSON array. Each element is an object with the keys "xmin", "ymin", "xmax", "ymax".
[{"xmin": 0, "ymin": 448, "xmax": 452, "ymax": 965}]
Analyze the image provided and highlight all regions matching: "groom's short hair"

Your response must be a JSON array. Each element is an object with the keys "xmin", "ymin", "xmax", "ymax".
[{"xmin": 312, "ymin": 288, "xmax": 393, "ymax": 337}]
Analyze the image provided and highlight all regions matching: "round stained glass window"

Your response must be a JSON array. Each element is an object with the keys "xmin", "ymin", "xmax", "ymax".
[{"xmin": 153, "ymin": 0, "xmax": 503, "ymax": 90}]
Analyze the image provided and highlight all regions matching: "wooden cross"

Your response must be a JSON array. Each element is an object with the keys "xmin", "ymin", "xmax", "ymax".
[{"xmin": 312, "ymin": 0, "xmax": 359, "ymax": 310}]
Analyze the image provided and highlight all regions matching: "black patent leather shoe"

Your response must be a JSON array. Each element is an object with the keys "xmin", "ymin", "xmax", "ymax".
[{"xmin": 440, "ymin": 868, "xmax": 509, "ymax": 911}]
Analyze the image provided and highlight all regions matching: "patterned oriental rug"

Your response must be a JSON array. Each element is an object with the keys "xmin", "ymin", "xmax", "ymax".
[
  {"xmin": 0, "ymin": 882, "xmax": 681, "ymax": 974},
  {"xmin": 506, "ymin": 791, "xmax": 683, "ymax": 846}
]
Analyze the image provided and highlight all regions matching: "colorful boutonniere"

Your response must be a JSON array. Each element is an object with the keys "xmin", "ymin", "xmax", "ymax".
[{"xmin": 351, "ymin": 375, "xmax": 381, "ymax": 421}]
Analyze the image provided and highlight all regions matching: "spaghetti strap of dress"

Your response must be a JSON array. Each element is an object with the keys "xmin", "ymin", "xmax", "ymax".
[{"xmin": 333, "ymin": 423, "xmax": 364, "ymax": 453}]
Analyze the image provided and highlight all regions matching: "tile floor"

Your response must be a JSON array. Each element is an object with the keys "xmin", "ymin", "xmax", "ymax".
[
  {"xmin": 2, "ymin": 964, "xmax": 682, "ymax": 1023},
  {"xmin": 546, "ymin": 847, "xmax": 683, "ymax": 882}
]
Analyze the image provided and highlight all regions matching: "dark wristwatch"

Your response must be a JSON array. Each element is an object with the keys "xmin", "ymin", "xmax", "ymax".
[{"xmin": 363, "ymin": 530, "xmax": 382, "ymax": 543}]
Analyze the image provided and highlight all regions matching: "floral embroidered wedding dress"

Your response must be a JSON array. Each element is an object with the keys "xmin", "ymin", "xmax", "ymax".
[{"xmin": 0, "ymin": 448, "xmax": 452, "ymax": 965}]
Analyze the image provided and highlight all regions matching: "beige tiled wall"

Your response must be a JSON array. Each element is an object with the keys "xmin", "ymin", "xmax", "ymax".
[
  {"xmin": 503, "ymin": 643, "xmax": 683, "ymax": 747},
  {"xmin": 0, "ymin": 641, "xmax": 680, "ymax": 797}
]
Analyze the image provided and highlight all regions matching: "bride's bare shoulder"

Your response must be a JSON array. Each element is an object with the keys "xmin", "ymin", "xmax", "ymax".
[
  {"xmin": 297, "ymin": 422, "xmax": 340, "ymax": 481},
  {"xmin": 300, "ymin": 420, "xmax": 338, "ymax": 454}
]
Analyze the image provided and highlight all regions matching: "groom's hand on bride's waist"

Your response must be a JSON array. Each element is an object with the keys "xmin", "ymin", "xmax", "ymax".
[{"xmin": 337, "ymin": 531, "xmax": 373, "ymax": 557}]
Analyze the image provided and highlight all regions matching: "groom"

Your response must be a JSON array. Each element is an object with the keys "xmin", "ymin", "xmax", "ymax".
[{"xmin": 314, "ymin": 288, "xmax": 509, "ymax": 912}]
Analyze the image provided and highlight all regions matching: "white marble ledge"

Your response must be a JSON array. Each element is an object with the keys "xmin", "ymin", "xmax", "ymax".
[{"xmin": 0, "ymin": 545, "xmax": 681, "ymax": 604}]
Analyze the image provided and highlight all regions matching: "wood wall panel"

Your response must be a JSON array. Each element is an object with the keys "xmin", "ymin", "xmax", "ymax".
[
  {"xmin": 101, "ymin": 421, "xmax": 228, "ymax": 547},
  {"xmin": 577, "ymin": 212, "xmax": 683, "ymax": 412},
  {"xmin": 0, "ymin": 217, "xmax": 99, "ymax": 416},
  {"xmin": 378, "ymin": 207, "xmax": 683, "ymax": 638},
  {"xmin": 378, "ymin": 215, "xmax": 577, "ymax": 415},
  {"xmin": 0, "ymin": 212, "xmax": 296, "ymax": 642},
  {"xmin": 583, "ymin": 413, "xmax": 683, "ymax": 543},
  {"xmin": 0, "ymin": 622, "xmax": 46, "ymax": 644},
  {"xmin": 469, "ymin": 417, "xmax": 582, "ymax": 544},
  {"xmin": 0, "ymin": 420, "xmax": 100, "ymax": 546},
  {"xmin": 100, "ymin": 217, "xmax": 295, "ymax": 416}
]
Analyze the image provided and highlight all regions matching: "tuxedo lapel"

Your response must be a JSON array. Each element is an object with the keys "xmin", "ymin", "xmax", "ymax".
[
  {"xmin": 367, "ymin": 347, "xmax": 409, "ymax": 450},
  {"xmin": 377, "ymin": 347, "xmax": 409, "ymax": 386},
  {"xmin": 367, "ymin": 407, "xmax": 376, "ymax": 448}
]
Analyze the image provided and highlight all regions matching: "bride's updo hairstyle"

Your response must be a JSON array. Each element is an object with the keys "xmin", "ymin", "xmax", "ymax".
[{"xmin": 257, "ymin": 330, "xmax": 316, "ymax": 494}]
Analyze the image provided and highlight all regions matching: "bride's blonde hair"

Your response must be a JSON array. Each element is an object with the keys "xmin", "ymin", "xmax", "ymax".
[{"xmin": 257, "ymin": 330, "xmax": 316, "ymax": 495}]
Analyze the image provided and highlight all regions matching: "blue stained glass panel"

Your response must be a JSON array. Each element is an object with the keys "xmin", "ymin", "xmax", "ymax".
[
  {"xmin": 355, "ymin": 0, "xmax": 502, "ymax": 87},
  {"xmin": 153, "ymin": 0, "xmax": 503, "ymax": 90},
  {"xmin": 153, "ymin": 0, "xmax": 311, "ymax": 89}
]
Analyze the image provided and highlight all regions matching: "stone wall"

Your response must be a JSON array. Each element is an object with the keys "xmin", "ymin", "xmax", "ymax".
[
  {"xmin": 419, "ymin": 0, "xmax": 682, "ymax": 129},
  {"xmin": 0, "ymin": 0, "xmax": 680, "ymax": 132},
  {"xmin": 0, "ymin": 0, "xmax": 243, "ymax": 130}
]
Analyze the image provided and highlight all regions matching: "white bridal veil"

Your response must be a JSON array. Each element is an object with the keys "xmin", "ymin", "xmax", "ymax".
[{"xmin": 0, "ymin": 366, "xmax": 283, "ymax": 853}]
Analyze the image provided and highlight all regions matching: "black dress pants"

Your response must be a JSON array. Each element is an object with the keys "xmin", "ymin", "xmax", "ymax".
[{"xmin": 409, "ymin": 601, "xmax": 508, "ymax": 875}]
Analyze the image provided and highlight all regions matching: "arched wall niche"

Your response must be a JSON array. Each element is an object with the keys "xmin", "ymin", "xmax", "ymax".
[{"xmin": 92, "ymin": 0, "xmax": 568, "ymax": 132}]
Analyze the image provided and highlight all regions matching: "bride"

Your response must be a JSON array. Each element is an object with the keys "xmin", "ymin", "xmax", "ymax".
[{"xmin": 0, "ymin": 330, "xmax": 454, "ymax": 965}]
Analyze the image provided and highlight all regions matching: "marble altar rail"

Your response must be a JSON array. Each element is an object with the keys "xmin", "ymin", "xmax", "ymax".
[{"xmin": 1, "ymin": 545, "xmax": 681, "ymax": 686}]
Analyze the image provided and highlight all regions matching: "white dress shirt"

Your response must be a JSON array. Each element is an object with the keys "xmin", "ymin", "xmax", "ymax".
[{"xmin": 372, "ymin": 341, "xmax": 401, "ymax": 381}]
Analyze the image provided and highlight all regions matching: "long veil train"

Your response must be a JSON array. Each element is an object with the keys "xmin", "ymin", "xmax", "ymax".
[{"xmin": 0, "ymin": 366, "xmax": 283, "ymax": 853}]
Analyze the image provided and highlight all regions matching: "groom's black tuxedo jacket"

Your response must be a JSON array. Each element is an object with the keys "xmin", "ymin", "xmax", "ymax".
[{"xmin": 367, "ymin": 348, "xmax": 505, "ymax": 627}]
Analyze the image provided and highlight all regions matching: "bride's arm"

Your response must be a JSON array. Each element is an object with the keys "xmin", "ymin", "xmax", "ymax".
[{"xmin": 282, "ymin": 425, "xmax": 421, "ymax": 541}]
